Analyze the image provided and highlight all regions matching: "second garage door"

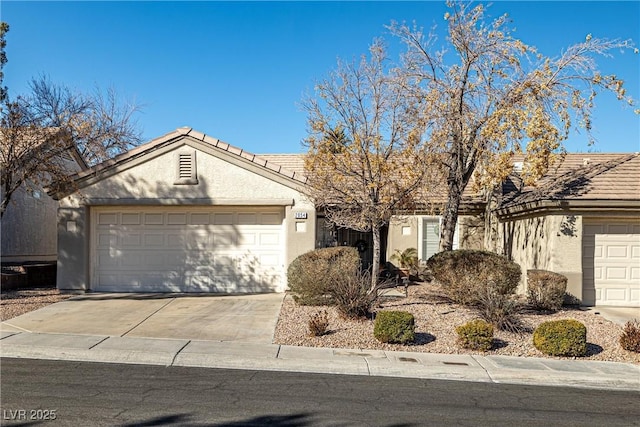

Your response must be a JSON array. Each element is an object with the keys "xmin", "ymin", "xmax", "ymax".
[
  {"xmin": 91, "ymin": 207, "xmax": 285, "ymax": 293},
  {"xmin": 583, "ymin": 221, "xmax": 640, "ymax": 307}
]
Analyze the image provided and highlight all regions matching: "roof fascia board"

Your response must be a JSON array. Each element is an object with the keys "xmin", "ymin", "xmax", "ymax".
[
  {"xmin": 184, "ymin": 137, "xmax": 308, "ymax": 192},
  {"xmin": 497, "ymin": 199, "xmax": 640, "ymax": 220},
  {"xmin": 81, "ymin": 198, "xmax": 295, "ymax": 206}
]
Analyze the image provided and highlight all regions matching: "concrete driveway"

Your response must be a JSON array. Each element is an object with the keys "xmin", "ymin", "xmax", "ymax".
[{"xmin": 0, "ymin": 293, "xmax": 284, "ymax": 344}]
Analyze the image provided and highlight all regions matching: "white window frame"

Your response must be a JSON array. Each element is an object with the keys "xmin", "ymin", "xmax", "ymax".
[{"xmin": 417, "ymin": 215, "xmax": 459, "ymax": 263}]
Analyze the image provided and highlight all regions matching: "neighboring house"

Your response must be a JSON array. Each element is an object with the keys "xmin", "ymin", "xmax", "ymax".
[
  {"xmin": 490, "ymin": 153, "xmax": 640, "ymax": 307},
  {"xmin": 1, "ymin": 149, "xmax": 87, "ymax": 264},
  {"xmin": 53, "ymin": 127, "xmax": 639, "ymax": 307}
]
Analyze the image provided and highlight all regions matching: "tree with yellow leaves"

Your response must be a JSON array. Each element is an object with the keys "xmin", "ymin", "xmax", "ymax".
[
  {"xmin": 303, "ymin": 40, "xmax": 432, "ymax": 291},
  {"xmin": 391, "ymin": 1, "xmax": 637, "ymax": 251}
]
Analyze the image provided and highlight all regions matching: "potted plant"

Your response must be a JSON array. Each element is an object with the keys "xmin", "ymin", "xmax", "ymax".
[{"xmin": 390, "ymin": 247, "xmax": 419, "ymax": 278}]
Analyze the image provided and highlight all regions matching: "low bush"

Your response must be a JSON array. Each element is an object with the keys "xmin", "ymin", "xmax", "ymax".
[
  {"xmin": 373, "ymin": 311, "xmax": 415, "ymax": 344},
  {"xmin": 426, "ymin": 250, "xmax": 521, "ymax": 306},
  {"xmin": 619, "ymin": 320, "xmax": 640, "ymax": 353},
  {"xmin": 308, "ymin": 310, "xmax": 330, "ymax": 337},
  {"xmin": 330, "ymin": 269, "xmax": 376, "ymax": 319},
  {"xmin": 533, "ymin": 319, "xmax": 587, "ymax": 357},
  {"xmin": 527, "ymin": 270, "xmax": 567, "ymax": 311},
  {"xmin": 287, "ymin": 246, "xmax": 360, "ymax": 305},
  {"xmin": 456, "ymin": 320, "xmax": 494, "ymax": 351}
]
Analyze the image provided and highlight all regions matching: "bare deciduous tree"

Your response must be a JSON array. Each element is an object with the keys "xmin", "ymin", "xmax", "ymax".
[
  {"xmin": 1, "ymin": 76, "xmax": 142, "ymax": 218},
  {"xmin": 391, "ymin": 1, "xmax": 638, "ymax": 251},
  {"xmin": 303, "ymin": 40, "xmax": 432, "ymax": 291}
]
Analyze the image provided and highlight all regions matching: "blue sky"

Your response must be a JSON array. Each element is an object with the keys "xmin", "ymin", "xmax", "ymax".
[{"xmin": 3, "ymin": 1, "xmax": 639, "ymax": 154}]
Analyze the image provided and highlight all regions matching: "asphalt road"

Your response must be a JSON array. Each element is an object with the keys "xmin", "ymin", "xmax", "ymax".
[{"xmin": 1, "ymin": 358, "xmax": 639, "ymax": 426}]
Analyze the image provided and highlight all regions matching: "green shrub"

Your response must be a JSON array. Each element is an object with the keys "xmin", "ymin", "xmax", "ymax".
[
  {"xmin": 330, "ymin": 269, "xmax": 376, "ymax": 319},
  {"xmin": 373, "ymin": 311, "xmax": 415, "ymax": 344},
  {"xmin": 308, "ymin": 310, "xmax": 330, "ymax": 337},
  {"xmin": 426, "ymin": 250, "xmax": 521, "ymax": 306},
  {"xmin": 287, "ymin": 246, "xmax": 360, "ymax": 305},
  {"xmin": 527, "ymin": 270, "xmax": 567, "ymax": 311},
  {"xmin": 620, "ymin": 320, "xmax": 640, "ymax": 353},
  {"xmin": 456, "ymin": 320, "xmax": 494, "ymax": 351},
  {"xmin": 533, "ymin": 319, "xmax": 587, "ymax": 357}
]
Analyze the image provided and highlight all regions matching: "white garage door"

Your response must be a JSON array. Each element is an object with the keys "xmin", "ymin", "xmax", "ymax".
[
  {"xmin": 91, "ymin": 207, "xmax": 285, "ymax": 293},
  {"xmin": 583, "ymin": 222, "xmax": 640, "ymax": 307}
]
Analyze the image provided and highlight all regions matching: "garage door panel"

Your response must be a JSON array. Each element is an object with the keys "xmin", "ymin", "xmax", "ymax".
[
  {"xmin": 583, "ymin": 221, "xmax": 640, "ymax": 307},
  {"xmin": 92, "ymin": 208, "xmax": 284, "ymax": 293}
]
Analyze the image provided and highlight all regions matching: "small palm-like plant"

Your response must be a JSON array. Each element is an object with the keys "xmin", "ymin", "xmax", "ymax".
[{"xmin": 390, "ymin": 247, "xmax": 419, "ymax": 273}]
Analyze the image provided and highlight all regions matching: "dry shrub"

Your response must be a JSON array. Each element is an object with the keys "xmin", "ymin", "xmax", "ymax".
[
  {"xmin": 287, "ymin": 246, "xmax": 360, "ymax": 305},
  {"xmin": 473, "ymin": 286, "xmax": 524, "ymax": 332},
  {"xmin": 330, "ymin": 269, "xmax": 376, "ymax": 319},
  {"xmin": 620, "ymin": 320, "xmax": 640, "ymax": 353},
  {"xmin": 308, "ymin": 310, "xmax": 330, "ymax": 337},
  {"xmin": 527, "ymin": 270, "xmax": 567, "ymax": 311},
  {"xmin": 426, "ymin": 250, "xmax": 521, "ymax": 306}
]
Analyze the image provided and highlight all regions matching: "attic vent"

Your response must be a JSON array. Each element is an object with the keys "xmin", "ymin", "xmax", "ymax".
[
  {"xmin": 513, "ymin": 161, "xmax": 523, "ymax": 173},
  {"xmin": 583, "ymin": 158, "xmax": 591, "ymax": 166},
  {"xmin": 174, "ymin": 151, "xmax": 198, "ymax": 185}
]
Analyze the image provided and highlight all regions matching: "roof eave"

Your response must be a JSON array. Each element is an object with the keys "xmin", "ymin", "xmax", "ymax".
[{"xmin": 497, "ymin": 199, "xmax": 640, "ymax": 219}]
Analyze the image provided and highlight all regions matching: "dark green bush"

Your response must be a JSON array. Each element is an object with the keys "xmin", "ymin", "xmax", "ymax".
[
  {"xmin": 533, "ymin": 319, "xmax": 587, "ymax": 357},
  {"xmin": 373, "ymin": 311, "xmax": 415, "ymax": 344},
  {"xmin": 308, "ymin": 310, "xmax": 330, "ymax": 337},
  {"xmin": 620, "ymin": 320, "xmax": 640, "ymax": 353},
  {"xmin": 456, "ymin": 320, "xmax": 494, "ymax": 351},
  {"xmin": 287, "ymin": 246, "xmax": 360, "ymax": 305},
  {"xmin": 426, "ymin": 250, "xmax": 521, "ymax": 306},
  {"xmin": 330, "ymin": 269, "xmax": 376, "ymax": 319},
  {"xmin": 527, "ymin": 270, "xmax": 567, "ymax": 311}
]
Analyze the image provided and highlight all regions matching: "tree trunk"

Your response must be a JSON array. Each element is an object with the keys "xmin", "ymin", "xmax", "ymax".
[
  {"xmin": 370, "ymin": 225, "xmax": 381, "ymax": 292},
  {"xmin": 439, "ymin": 173, "xmax": 464, "ymax": 252}
]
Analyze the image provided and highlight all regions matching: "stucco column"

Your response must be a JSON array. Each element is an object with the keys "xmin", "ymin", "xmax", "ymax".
[{"xmin": 57, "ymin": 206, "xmax": 88, "ymax": 291}]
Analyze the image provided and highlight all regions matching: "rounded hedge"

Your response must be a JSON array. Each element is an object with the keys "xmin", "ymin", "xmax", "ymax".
[
  {"xmin": 455, "ymin": 319, "xmax": 494, "ymax": 351},
  {"xmin": 373, "ymin": 311, "xmax": 415, "ymax": 344},
  {"xmin": 533, "ymin": 319, "xmax": 587, "ymax": 357}
]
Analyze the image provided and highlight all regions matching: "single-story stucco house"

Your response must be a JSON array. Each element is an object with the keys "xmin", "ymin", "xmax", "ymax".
[{"xmin": 52, "ymin": 127, "xmax": 640, "ymax": 307}]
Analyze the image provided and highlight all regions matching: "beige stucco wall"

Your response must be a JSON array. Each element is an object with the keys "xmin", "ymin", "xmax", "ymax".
[
  {"xmin": 57, "ymin": 139, "xmax": 315, "ymax": 291},
  {"xmin": 458, "ymin": 215, "xmax": 485, "ymax": 250},
  {"xmin": 386, "ymin": 216, "xmax": 419, "ymax": 264},
  {"xmin": 1, "ymin": 184, "xmax": 58, "ymax": 263},
  {"xmin": 497, "ymin": 214, "xmax": 583, "ymax": 299}
]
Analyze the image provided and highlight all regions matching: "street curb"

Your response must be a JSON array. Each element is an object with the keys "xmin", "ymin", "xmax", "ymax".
[{"xmin": 2, "ymin": 332, "xmax": 639, "ymax": 392}]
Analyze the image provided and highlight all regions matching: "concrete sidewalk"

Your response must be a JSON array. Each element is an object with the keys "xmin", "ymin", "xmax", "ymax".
[{"xmin": 1, "ymin": 330, "xmax": 638, "ymax": 392}]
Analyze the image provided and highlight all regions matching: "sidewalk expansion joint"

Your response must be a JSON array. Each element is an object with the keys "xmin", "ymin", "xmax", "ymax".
[
  {"xmin": 120, "ymin": 298, "xmax": 177, "ymax": 337},
  {"xmin": 471, "ymin": 355, "xmax": 495, "ymax": 384},
  {"xmin": 1, "ymin": 323, "xmax": 31, "ymax": 333},
  {"xmin": 88, "ymin": 336, "xmax": 110, "ymax": 350},
  {"xmin": 275, "ymin": 345, "xmax": 281, "ymax": 359},
  {"xmin": 170, "ymin": 340, "xmax": 192, "ymax": 367}
]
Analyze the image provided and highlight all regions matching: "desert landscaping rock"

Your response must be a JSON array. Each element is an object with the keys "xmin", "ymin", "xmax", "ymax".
[
  {"xmin": 274, "ymin": 283, "xmax": 640, "ymax": 365},
  {"xmin": 0, "ymin": 289, "xmax": 73, "ymax": 321}
]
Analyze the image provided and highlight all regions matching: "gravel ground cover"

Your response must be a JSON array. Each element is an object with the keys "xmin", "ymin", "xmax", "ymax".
[
  {"xmin": 0, "ymin": 288, "xmax": 73, "ymax": 321},
  {"xmin": 274, "ymin": 282, "xmax": 640, "ymax": 364}
]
